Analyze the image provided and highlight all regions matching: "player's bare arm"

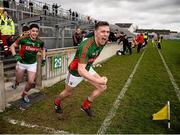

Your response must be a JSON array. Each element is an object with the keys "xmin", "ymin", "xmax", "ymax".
[
  {"xmin": 78, "ymin": 63, "xmax": 106, "ymax": 85},
  {"xmin": 10, "ymin": 42, "xmax": 18, "ymax": 56}
]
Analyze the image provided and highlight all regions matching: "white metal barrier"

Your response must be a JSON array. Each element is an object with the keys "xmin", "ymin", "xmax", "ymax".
[{"xmin": 0, "ymin": 43, "xmax": 120, "ymax": 111}]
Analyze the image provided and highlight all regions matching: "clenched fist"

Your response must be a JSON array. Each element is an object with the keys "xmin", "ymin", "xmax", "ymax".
[{"xmin": 101, "ymin": 76, "xmax": 108, "ymax": 84}]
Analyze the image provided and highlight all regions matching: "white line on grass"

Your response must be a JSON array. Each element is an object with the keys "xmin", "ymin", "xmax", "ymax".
[
  {"xmin": 6, "ymin": 117, "xmax": 70, "ymax": 134},
  {"xmin": 97, "ymin": 50, "xmax": 146, "ymax": 134},
  {"xmin": 157, "ymin": 49, "xmax": 180, "ymax": 102}
]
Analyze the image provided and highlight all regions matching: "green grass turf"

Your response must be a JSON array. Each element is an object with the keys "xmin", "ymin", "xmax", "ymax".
[{"xmin": 0, "ymin": 40, "xmax": 180, "ymax": 134}]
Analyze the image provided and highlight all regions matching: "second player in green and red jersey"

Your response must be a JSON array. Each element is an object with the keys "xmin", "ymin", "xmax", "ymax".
[{"xmin": 15, "ymin": 35, "xmax": 44, "ymax": 64}]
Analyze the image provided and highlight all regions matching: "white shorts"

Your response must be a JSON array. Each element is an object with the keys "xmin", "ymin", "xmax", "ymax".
[
  {"xmin": 65, "ymin": 67, "xmax": 97, "ymax": 87},
  {"xmin": 16, "ymin": 62, "xmax": 37, "ymax": 73}
]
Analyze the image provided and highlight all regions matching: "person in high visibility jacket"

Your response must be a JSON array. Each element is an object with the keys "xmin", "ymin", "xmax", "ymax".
[
  {"xmin": 0, "ymin": 9, "xmax": 15, "ymax": 56},
  {"xmin": 143, "ymin": 32, "xmax": 148, "ymax": 48}
]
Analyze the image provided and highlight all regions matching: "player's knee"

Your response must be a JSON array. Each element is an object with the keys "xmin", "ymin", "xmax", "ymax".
[
  {"xmin": 64, "ymin": 89, "xmax": 73, "ymax": 97},
  {"xmin": 67, "ymin": 90, "xmax": 73, "ymax": 97}
]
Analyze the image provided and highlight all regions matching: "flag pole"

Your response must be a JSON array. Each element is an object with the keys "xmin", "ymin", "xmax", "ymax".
[{"xmin": 167, "ymin": 101, "xmax": 170, "ymax": 129}]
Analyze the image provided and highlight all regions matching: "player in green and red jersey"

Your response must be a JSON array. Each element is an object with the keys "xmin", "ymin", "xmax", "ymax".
[
  {"xmin": 10, "ymin": 24, "xmax": 46, "ymax": 103},
  {"xmin": 10, "ymin": 25, "xmax": 30, "ymax": 90},
  {"xmin": 54, "ymin": 21, "xmax": 110, "ymax": 117}
]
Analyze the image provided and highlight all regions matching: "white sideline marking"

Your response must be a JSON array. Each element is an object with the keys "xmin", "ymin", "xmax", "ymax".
[
  {"xmin": 6, "ymin": 117, "xmax": 70, "ymax": 134},
  {"xmin": 97, "ymin": 50, "xmax": 146, "ymax": 134},
  {"xmin": 157, "ymin": 49, "xmax": 180, "ymax": 102}
]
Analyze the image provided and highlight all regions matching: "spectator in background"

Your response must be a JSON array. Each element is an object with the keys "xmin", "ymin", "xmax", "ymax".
[
  {"xmin": 19, "ymin": 0, "xmax": 24, "ymax": 5},
  {"xmin": 11, "ymin": 0, "xmax": 17, "ymax": 16},
  {"xmin": 75, "ymin": 12, "xmax": 79, "ymax": 21},
  {"xmin": 157, "ymin": 33, "xmax": 161, "ymax": 49},
  {"xmin": 72, "ymin": 11, "xmax": 75, "ymax": 21},
  {"xmin": 54, "ymin": 4, "xmax": 60, "ymax": 16},
  {"xmin": 52, "ymin": 3, "xmax": 55, "ymax": 16},
  {"xmin": 29, "ymin": 0, "xmax": 33, "ymax": 16},
  {"xmin": 3, "ymin": 0, "xmax": 10, "ymax": 8},
  {"xmin": 136, "ymin": 33, "xmax": 144, "ymax": 53},
  {"xmin": 0, "ymin": 9, "xmax": 15, "ymax": 56},
  {"xmin": 19, "ymin": 0, "xmax": 28, "ymax": 8},
  {"xmin": 94, "ymin": 20, "xmax": 97, "ymax": 24},
  {"xmin": 143, "ymin": 32, "xmax": 148, "ymax": 48},
  {"xmin": 85, "ymin": 30, "xmax": 94, "ymax": 38},
  {"xmin": 13, "ymin": 25, "xmax": 30, "ymax": 42},
  {"xmin": 72, "ymin": 26, "xmax": 82, "ymax": 46},
  {"xmin": 87, "ymin": 16, "xmax": 91, "ymax": 23},
  {"xmin": 24, "ymin": 0, "xmax": 28, "ymax": 7},
  {"xmin": 68, "ymin": 9, "xmax": 72, "ymax": 15},
  {"xmin": 43, "ymin": 3, "xmax": 49, "ymax": 15},
  {"xmin": 11, "ymin": 0, "xmax": 16, "ymax": 8},
  {"xmin": 19, "ymin": 0, "xmax": 24, "ymax": 9},
  {"xmin": 109, "ymin": 31, "xmax": 118, "ymax": 42},
  {"xmin": 81, "ymin": 30, "xmax": 87, "ymax": 40},
  {"xmin": 68, "ymin": 9, "xmax": 72, "ymax": 20},
  {"xmin": 119, "ymin": 34, "xmax": 132, "ymax": 55}
]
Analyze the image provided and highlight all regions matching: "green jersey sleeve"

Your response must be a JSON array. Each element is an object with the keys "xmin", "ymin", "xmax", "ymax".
[
  {"xmin": 77, "ymin": 38, "xmax": 94, "ymax": 64},
  {"xmin": 78, "ymin": 46, "xmax": 89, "ymax": 64}
]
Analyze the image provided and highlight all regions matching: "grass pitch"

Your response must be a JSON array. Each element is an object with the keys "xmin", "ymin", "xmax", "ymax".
[{"xmin": 0, "ymin": 40, "xmax": 180, "ymax": 134}]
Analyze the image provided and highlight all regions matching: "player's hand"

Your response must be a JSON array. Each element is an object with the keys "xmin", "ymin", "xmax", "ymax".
[
  {"xmin": 41, "ymin": 59, "xmax": 46, "ymax": 67},
  {"xmin": 14, "ymin": 54, "xmax": 22, "ymax": 62},
  {"xmin": 101, "ymin": 76, "xmax": 108, "ymax": 84}
]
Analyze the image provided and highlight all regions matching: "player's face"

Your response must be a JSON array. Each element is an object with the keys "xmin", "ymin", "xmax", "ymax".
[
  {"xmin": 95, "ymin": 26, "xmax": 110, "ymax": 45},
  {"xmin": 30, "ymin": 28, "xmax": 39, "ymax": 40},
  {"xmin": 3, "ymin": 11, "xmax": 8, "ymax": 17},
  {"xmin": 76, "ymin": 28, "xmax": 81, "ymax": 34},
  {"xmin": 24, "ymin": 30, "xmax": 30, "ymax": 36}
]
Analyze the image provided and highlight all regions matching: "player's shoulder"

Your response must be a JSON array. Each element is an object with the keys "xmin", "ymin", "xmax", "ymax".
[
  {"xmin": 16, "ymin": 35, "xmax": 29, "ymax": 43},
  {"xmin": 81, "ymin": 36, "xmax": 94, "ymax": 47},
  {"xmin": 36, "ymin": 37, "xmax": 44, "ymax": 43}
]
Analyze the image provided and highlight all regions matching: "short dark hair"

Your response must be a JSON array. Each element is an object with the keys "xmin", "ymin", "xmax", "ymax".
[
  {"xmin": 29, "ymin": 24, "xmax": 39, "ymax": 30},
  {"xmin": 3, "ymin": 9, "xmax": 8, "ymax": 14},
  {"xmin": 95, "ymin": 21, "xmax": 109, "ymax": 30},
  {"xmin": 3, "ymin": 9, "xmax": 7, "ymax": 13},
  {"xmin": 76, "ymin": 26, "xmax": 80, "ymax": 30},
  {"xmin": 22, "ymin": 26, "xmax": 29, "ymax": 32}
]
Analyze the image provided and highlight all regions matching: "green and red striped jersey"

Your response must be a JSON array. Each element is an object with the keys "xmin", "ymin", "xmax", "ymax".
[
  {"xmin": 69, "ymin": 36, "xmax": 104, "ymax": 77},
  {"xmin": 15, "ymin": 36, "xmax": 44, "ymax": 64}
]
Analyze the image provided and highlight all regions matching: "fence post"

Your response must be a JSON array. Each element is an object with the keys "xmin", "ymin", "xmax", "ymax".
[
  {"xmin": 61, "ymin": 28, "xmax": 65, "ymax": 48},
  {"xmin": 0, "ymin": 61, "xmax": 6, "ymax": 112},
  {"xmin": 36, "ymin": 54, "xmax": 42, "ymax": 89}
]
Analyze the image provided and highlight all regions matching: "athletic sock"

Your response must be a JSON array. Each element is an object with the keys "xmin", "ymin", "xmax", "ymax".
[
  {"xmin": 54, "ymin": 98, "xmax": 61, "ymax": 106},
  {"xmin": 21, "ymin": 91, "xmax": 28, "ymax": 97},
  {"xmin": 82, "ymin": 98, "xmax": 91, "ymax": 109}
]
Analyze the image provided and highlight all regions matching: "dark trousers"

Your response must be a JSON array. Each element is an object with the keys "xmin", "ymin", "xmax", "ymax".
[
  {"xmin": 157, "ymin": 43, "xmax": 161, "ymax": 49},
  {"xmin": 0, "ymin": 35, "xmax": 13, "ymax": 56},
  {"xmin": 137, "ymin": 43, "xmax": 142, "ymax": 53},
  {"xmin": 122, "ymin": 43, "xmax": 132, "ymax": 55}
]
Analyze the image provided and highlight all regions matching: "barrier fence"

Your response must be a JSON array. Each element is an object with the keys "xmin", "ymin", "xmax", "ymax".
[{"xmin": 0, "ymin": 43, "xmax": 120, "ymax": 111}]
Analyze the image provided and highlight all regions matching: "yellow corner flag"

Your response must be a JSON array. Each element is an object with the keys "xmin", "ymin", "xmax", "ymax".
[
  {"xmin": 153, "ymin": 104, "xmax": 168, "ymax": 120},
  {"xmin": 152, "ymin": 101, "xmax": 170, "ymax": 128}
]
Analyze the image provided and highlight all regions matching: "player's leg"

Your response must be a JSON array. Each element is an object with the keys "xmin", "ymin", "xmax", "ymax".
[
  {"xmin": 12, "ymin": 62, "xmax": 25, "ymax": 89},
  {"xmin": 81, "ymin": 68, "xmax": 107, "ymax": 116},
  {"xmin": 21, "ymin": 63, "xmax": 37, "ymax": 103},
  {"xmin": 54, "ymin": 72, "xmax": 83, "ymax": 113}
]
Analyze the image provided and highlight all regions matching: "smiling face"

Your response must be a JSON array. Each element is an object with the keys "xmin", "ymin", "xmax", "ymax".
[
  {"xmin": 3, "ymin": 11, "xmax": 8, "ymax": 18},
  {"xmin": 94, "ymin": 25, "xmax": 110, "ymax": 46},
  {"xmin": 76, "ymin": 28, "xmax": 81, "ymax": 34},
  {"xmin": 30, "ymin": 27, "xmax": 39, "ymax": 40},
  {"xmin": 24, "ymin": 30, "xmax": 30, "ymax": 36}
]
